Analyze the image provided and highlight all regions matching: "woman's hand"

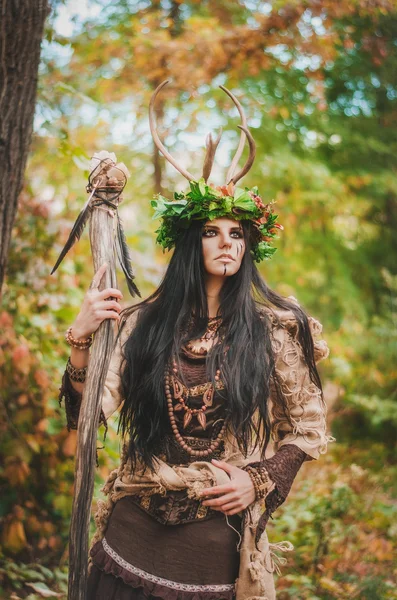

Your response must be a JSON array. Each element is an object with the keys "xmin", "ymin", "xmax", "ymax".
[
  {"xmin": 199, "ymin": 459, "xmax": 256, "ymax": 516},
  {"xmin": 71, "ymin": 263, "xmax": 123, "ymax": 340}
]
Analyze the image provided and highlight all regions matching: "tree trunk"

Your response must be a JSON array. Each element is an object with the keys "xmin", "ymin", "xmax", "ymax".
[{"xmin": 0, "ymin": 0, "xmax": 49, "ymax": 294}]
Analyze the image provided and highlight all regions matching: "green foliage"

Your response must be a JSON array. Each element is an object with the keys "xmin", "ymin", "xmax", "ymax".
[
  {"xmin": 271, "ymin": 445, "xmax": 397, "ymax": 599},
  {"xmin": 0, "ymin": 560, "xmax": 68, "ymax": 598}
]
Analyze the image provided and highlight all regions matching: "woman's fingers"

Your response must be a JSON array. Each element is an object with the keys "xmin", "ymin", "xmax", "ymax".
[
  {"xmin": 95, "ymin": 300, "xmax": 122, "ymax": 313},
  {"xmin": 220, "ymin": 502, "xmax": 242, "ymax": 513},
  {"xmin": 202, "ymin": 492, "xmax": 236, "ymax": 507},
  {"xmin": 224, "ymin": 507, "xmax": 242, "ymax": 516},
  {"xmin": 98, "ymin": 287, "xmax": 123, "ymax": 300},
  {"xmin": 97, "ymin": 310, "xmax": 120, "ymax": 321},
  {"xmin": 204, "ymin": 499, "xmax": 243, "ymax": 514},
  {"xmin": 90, "ymin": 263, "xmax": 108, "ymax": 289},
  {"xmin": 200, "ymin": 483, "xmax": 235, "ymax": 497}
]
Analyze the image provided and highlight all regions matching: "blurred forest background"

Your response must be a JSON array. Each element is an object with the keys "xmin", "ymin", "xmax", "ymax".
[{"xmin": 1, "ymin": 0, "xmax": 397, "ymax": 598}]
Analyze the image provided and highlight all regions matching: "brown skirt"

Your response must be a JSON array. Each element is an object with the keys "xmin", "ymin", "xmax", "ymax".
[{"xmin": 87, "ymin": 496, "xmax": 241, "ymax": 600}]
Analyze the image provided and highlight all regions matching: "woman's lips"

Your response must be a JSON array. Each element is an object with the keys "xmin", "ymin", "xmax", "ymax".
[{"xmin": 216, "ymin": 257, "xmax": 234, "ymax": 263}]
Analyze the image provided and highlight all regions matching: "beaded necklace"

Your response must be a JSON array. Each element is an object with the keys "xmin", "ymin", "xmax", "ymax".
[
  {"xmin": 169, "ymin": 358, "xmax": 224, "ymax": 430},
  {"xmin": 165, "ymin": 369, "xmax": 227, "ymax": 458},
  {"xmin": 165, "ymin": 316, "xmax": 227, "ymax": 457}
]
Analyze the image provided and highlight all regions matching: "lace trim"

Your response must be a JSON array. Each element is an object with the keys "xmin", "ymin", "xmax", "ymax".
[{"xmin": 101, "ymin": 537, "xmax": 236, "ymax": 593}]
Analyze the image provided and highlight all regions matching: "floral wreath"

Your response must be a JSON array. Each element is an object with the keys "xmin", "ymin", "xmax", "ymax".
[
  {"xmin": 149, "ymin": 81, "xmax": 283, "ymax": 263},
  {"xmin": 152, "ymin": 179, "xmax": 283, "ymax": 263}
]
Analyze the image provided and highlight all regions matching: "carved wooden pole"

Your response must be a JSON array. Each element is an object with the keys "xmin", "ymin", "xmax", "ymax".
[
  {"xmin": 67, "ymin": 193, "xmax": 118, "ymax": 599},
  {"xmin": 51, "ymin": 155, "xmax": 138, "ymax": 599}
]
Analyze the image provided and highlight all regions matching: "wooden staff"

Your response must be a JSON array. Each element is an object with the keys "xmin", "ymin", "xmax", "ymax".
[
  {"xmin": 51, "ymin": 156, "xmax": 140, "ymax": 599},
  {"xmin": 67, "ymin": 195, "xmax": 117, "ymax": 599}
]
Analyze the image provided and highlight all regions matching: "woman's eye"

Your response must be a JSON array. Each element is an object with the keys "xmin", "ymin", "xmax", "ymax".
[{"xmin": 202, "ymin": 229, "xmax": 243, "ymax": 238}]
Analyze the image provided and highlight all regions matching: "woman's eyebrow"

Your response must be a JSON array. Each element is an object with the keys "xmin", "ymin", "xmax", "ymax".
[{"xmin": 204, "ymin": 225, "xmax": 242, "ymax": 231}]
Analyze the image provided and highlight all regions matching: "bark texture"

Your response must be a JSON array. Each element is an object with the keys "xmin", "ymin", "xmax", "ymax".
[
  {"xmin": 68, "ymin": 195, "xmax": 118, "ymax": 600},
  {"xmin": 0, "ymin": 0, "xmax": 49, "ymax": 292}
]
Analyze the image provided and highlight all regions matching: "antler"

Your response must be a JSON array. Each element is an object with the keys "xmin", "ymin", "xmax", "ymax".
[
  {"xmin": 202, "ymin": 129, "xmax": 222, "ymax": 182},
  {"xmin": 219, "ymin": 85, "xmax": 256, "ymax": 185},
  {"xmin": 219, "ymin": 85, "xmax": 247, "ymax": 184},
  {"xmin": 149, "ymin": 80, "xmax": 256, "ymax": 185},
  {"xmin": 232, "ymin": 126, "xmax": 256, "ymax": 184},
  {"xmin": 149, "ymin": 80, "xmax": 195, "ymax": 182}
]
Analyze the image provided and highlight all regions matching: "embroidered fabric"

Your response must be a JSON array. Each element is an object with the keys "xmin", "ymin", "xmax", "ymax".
[
  {"xmin": 129, "ymin": 489, "xmax": 220, "ymax": 525},
  {"xmin": 262, "ymin": 298, "xmax": 331, "ymax": 460},
  {"xmin": 102, "ymin": 537, "xmax": 235, "ymax": 592},
  {"xmin": 247, "ymin": 444, "xmax": 307, "ymax": 545},
  {"xmin": 88, "ymin": 538, "xmax": 235, "ymax": 600}
]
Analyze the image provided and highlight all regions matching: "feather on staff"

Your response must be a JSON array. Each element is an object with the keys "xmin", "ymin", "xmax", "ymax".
[
  {"xmin": 115, "ymin": 213, "xmax": 141, "ymax": 297},
  {"xmin": 50, "ymin": 183, "xmax": 97, "ymax": 275}
]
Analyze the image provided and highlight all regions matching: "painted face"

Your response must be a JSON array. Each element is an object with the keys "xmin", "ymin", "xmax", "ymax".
[{"xmin": 201, "ymin": 217, "xmax": 246, "ymax": 277}]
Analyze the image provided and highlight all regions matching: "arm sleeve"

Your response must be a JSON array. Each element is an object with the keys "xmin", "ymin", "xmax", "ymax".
[
  {"xmin": 249, "ymin": 299, "xmax": 332, "ymax": 544},
  {"xmin": 59, "ymin": 310, "xmax": 138, "ymax": 429},
  {"xmin": 268, "ymin": 303, "xmax": 331, "ymax": 460}
]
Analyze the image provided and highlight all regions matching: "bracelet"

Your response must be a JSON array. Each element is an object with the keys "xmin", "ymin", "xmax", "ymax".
[
  {"xmin": 65, "ymin": 326, "xmax": 93, "ymax": 350},
  {"xmin": 66, "ymin": 357, "xmax": 88, "ymax": 383},
  {"xmin": 243, "ymin": 464, "xmax": 271, "ymax": 500}
]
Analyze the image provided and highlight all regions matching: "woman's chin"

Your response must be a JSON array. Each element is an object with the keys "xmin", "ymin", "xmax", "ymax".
[{"xmin": 206, "ymin": 264, "xmax": 239, "ymax": 277}]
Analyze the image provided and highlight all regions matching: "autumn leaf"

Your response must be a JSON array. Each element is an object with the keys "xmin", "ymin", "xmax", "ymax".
[
  {"xmin": 2, "ymin": 517, "xmax": 27, "ymax": 554},
  {"xmin": 34, "ymin": 369, "xmax": 50, "ymax": 389},
  {"xmin": 12, "ymin": 345, "xmax": 31, "ymax": 374}
]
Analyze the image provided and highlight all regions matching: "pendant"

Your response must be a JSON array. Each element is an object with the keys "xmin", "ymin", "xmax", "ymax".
[
  {"xmin": 203, "ymin": 385, "xmax": 214, "ymax": 407},
  {"xmin": 172, "ymin": 376, "xmax": 184, "ymax": 399},
  {"xmin": 183, "ymin": 412, "xmax": 193, "ymax": 429},
  {"xmin": 173, "ymin": 403, "xmax": 184, "ymax": 411},
  {"xmin": 197, "ymin": 411, "xmax": 207, "ymax": 430}
]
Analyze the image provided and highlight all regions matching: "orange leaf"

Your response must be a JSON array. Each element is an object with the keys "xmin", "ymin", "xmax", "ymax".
[
  {"xmin": 2, "ymin": 518, "xmax": 27, "ymax": 554},
  {"xmin": 12, "ymin": 344, "xmax": 31, "ymax": 374},
  {"xmin": 34, "ymin": 369, "xmax": 50, "ymax": 389}
]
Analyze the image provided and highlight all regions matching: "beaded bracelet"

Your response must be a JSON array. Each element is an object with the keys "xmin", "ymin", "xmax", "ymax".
[
  {"xmin": 66, "ymin": 357, "xmax": 88, "ymax": 383},
  {"xmin": 65, "ymin": 326, "xmax": 93, "ymax": 350},
  {"xmin": 243, "ymin": 464, "xmax": 271, "ymax": 500}
]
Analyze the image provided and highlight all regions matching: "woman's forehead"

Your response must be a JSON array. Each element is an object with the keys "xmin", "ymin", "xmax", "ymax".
[{"xmin": 204, "ymin": 217, "xmax": 241, "ymax": 228}]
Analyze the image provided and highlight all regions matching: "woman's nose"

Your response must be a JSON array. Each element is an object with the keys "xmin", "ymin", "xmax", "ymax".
[{"xmin": 220, "ymin": 234, "xmax": 232, "ymax": 249}]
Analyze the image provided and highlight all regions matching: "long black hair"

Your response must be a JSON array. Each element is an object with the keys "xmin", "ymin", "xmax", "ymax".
[{"xmin": 118, "ymin": 220, "xmax": 322, "ymax": 470}]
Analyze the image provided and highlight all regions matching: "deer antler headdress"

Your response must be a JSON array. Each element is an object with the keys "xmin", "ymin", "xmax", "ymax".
[{"xmin": 149, "ymin": 80, "xmax": 283, "ymax": 262}]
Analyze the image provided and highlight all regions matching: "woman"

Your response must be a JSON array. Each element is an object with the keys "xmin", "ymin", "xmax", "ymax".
[{"xmin": 60, "ymin": 83, "xmax": 331, "ymax": 600}]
